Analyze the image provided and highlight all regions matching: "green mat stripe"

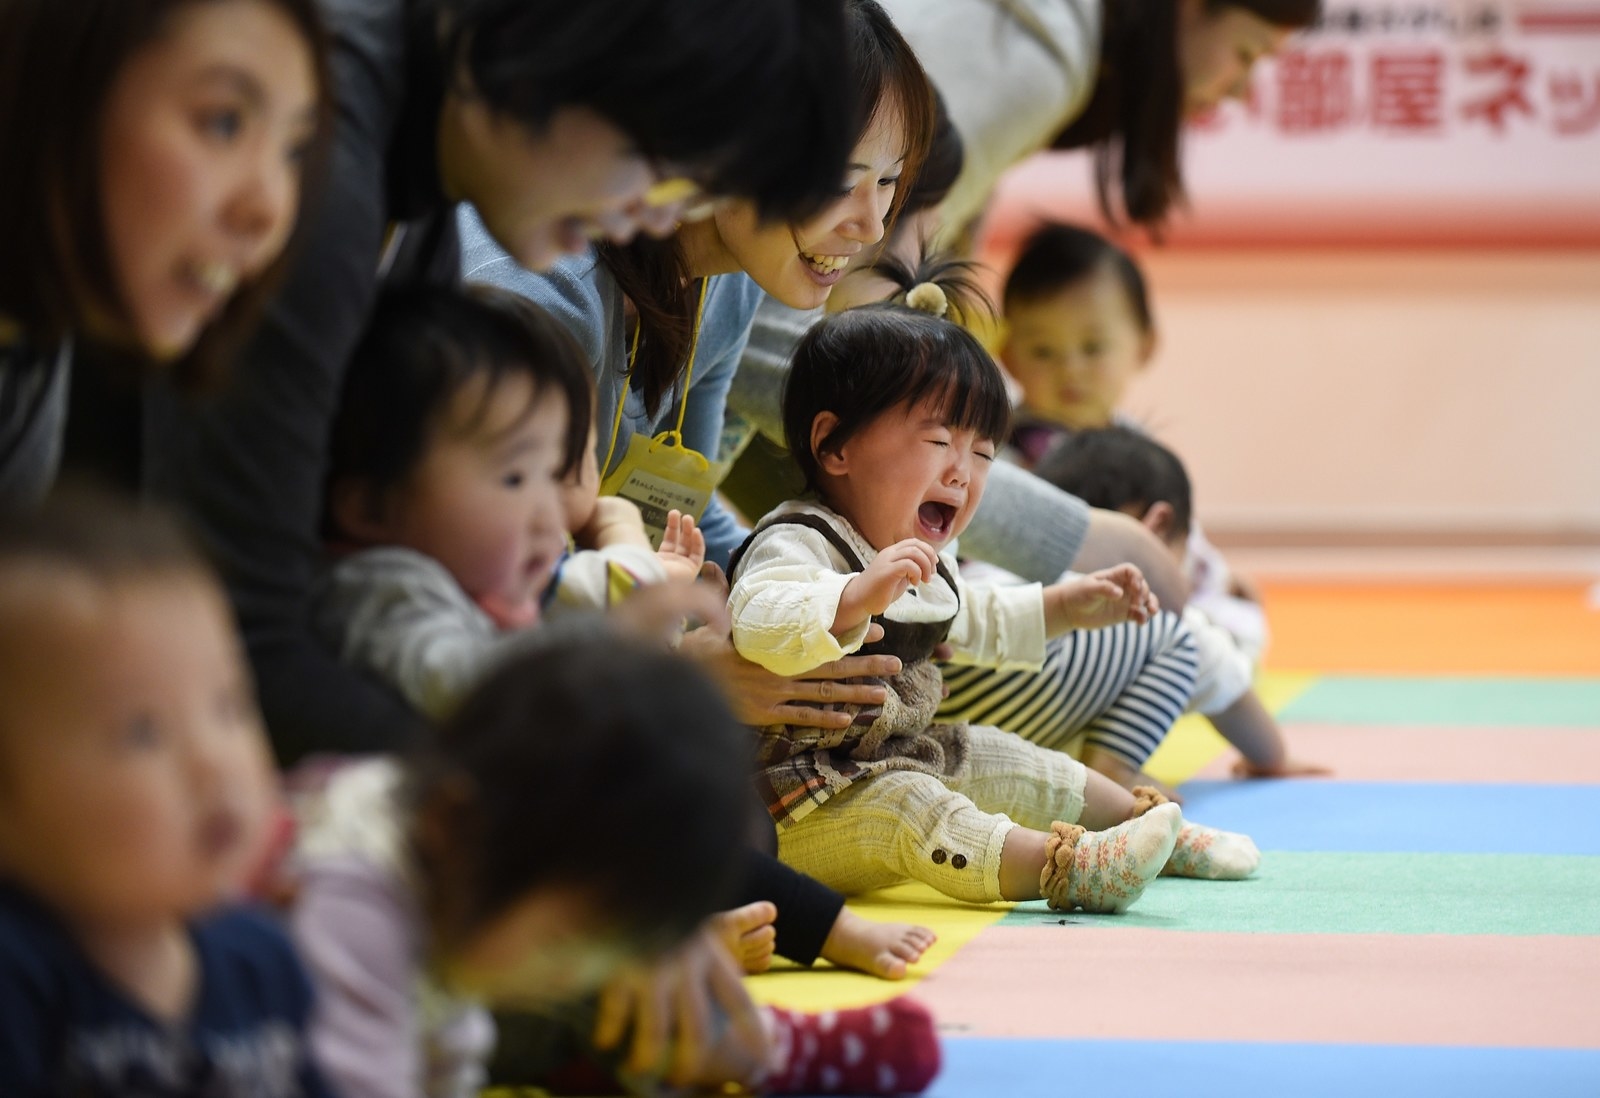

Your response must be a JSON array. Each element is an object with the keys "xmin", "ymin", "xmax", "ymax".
[
  {"xmin": 1001, "ymin": 852, "xmax": 1600, "ymax": 936},
  {"xmin": 1280, "ymin": 677, "xmax": 1600, "ymax": 728}
]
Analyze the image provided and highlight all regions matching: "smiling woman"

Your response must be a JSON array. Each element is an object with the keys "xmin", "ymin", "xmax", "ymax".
[
  {"xmin": 0, "ymin": 0, "xmax": 331, "ymax": 505},
  {"xmin": 461, "ymin": 0, "xmax": 935, "ymax": 571},
  {"xmin": 97, "ymin": 2, "xmax": 322, "ymax": 361}
]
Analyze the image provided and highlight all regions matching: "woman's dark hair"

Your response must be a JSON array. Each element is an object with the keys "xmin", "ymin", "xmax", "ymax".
[
  {"xmin": 1053, "ymin": 0, "xmax": 1320, "ymax": 226},
  {"xmin": 324, "ymin": 283, "xmax": 594, "ymax": 539},
  {"xmin": 597, "ymin": 0, "xmax": 937, "ymax": 420},
  {"xmin": 0, "ymin": 0, "xmax": 332, "ymax": 387},
  {"xmin": 434, "ymin": 0, "xmax": 855, "ymax": 224},
  {"xmin": 1034, "ymin": 425, "xmax": 1193, "ymax": 539},
  {"xmin": 904, "ymin": 87, "xmax": 964, "ymax": 220},
  {"xmin": 783, "ymin": 304, "xmax": 1010, "ymax": 495},
  {"xmin": 406, "ymin": 621, "xmax": 753, "ymax": 954},
  {"xmin": 1003, "ymin": 222, "xmax": 1153, "ymax": 333}
]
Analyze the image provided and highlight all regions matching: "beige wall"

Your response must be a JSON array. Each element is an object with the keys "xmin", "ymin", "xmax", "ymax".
[
  {"xmin": 1119, "ymin": 249, "xmax": 1600, "ymax": 539},
  {"xmin": 975, "ymin": 241, "xmax": 1600, "ymax": 576}
]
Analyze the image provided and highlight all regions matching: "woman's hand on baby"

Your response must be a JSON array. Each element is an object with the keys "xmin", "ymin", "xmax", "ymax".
[
  {"xmin": 678, "ymin": 624, "xmax": 900, "ymax": 730},
  {"xmin": 834, "ymin": 539, "xmax": 939, "ymax": 636},
  {"xmin": 1044, "ymin": 563, "xmax": 1159, "ymax": 633},
  {"xmin": 657, "ymin": 509, "xmax": 707, "ymax": 582},
  {"xmin": 593, "ymin": 925, "xmax": 771, "ymax": 1087}
]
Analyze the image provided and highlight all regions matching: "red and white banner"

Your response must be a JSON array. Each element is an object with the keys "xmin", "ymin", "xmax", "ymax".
[{"xmin": 984, "ymin": 0, "xmax": 1600, "ymax": 248}]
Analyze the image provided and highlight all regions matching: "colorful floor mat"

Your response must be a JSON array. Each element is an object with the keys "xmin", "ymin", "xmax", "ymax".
[{"xmin": 748, "ymin": 582, "xmax": 1600, "ymax": 1096}]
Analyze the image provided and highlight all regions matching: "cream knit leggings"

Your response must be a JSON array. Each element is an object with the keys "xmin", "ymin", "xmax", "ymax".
[{"xmin": 775, "ymin": 724, "xmax": 1089, "ymax": 904}]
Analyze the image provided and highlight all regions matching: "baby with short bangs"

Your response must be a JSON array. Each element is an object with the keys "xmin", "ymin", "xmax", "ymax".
[
  {"xmin": 728, "ymin": 280, "xmax": 1262, "ymax": 914},
  {"xmin": 315, "ymin": 281, "xmax": 705, "ymax": 720}
]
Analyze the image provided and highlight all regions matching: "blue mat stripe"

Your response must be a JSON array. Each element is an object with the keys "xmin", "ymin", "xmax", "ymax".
[
  {"xmin": 911, "ymin": 1039, "xmax": 1600, "ymax": 1098},
  {"xmin": 1177, "ymin": 780, "xmax": 1600, "ymax": 854}
]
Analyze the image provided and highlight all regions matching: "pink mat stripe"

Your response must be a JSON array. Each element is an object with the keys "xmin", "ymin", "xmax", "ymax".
[
  {"xmin": 919, "ymin": 928, "xmax": 1600, "ymax": 1048},
  {"xmin": 1192, "ymin": 724, "xmax": 1600, "ymax": 785}
]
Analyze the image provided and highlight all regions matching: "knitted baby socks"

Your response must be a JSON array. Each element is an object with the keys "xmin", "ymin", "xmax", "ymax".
[
  {"xmin": 763, "ymin": 998, "xmax": 942, "ymax": 1095},
  {"xmin": 1130, "ymin": 786, "xmax": 1261, "ymax": 880},
  {"xmin": 1038, "ymin": 802, "xmax": 1182, "ymax": 914}
]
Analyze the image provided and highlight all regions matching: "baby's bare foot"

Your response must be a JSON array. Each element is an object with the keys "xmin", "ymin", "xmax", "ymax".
[
  {"xmin": 711, "ymin": 901, "xmax": 779, "ymax": 974},
  {"xmin": 821, "ymin": 908, "xmax": 936, "ymax": 980}
]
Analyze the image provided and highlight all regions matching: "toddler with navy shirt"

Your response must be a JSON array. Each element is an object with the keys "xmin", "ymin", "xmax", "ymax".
[{"xmin": 0, "ymin": 492, "xmax": 331, "ymax": 1097}]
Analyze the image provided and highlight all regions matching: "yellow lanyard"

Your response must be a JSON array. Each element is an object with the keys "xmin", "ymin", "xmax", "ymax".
[{"xmin": 602, "ymin": 277, "xmax": 710, "ymax": 474}]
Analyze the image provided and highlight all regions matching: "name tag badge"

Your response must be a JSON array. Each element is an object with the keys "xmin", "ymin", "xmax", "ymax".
[{"xmin": 599, "ymin": 430, "xmax": 726, "ymax": 548}]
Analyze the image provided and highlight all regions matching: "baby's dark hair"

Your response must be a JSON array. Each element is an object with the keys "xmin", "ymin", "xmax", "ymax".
[
  {"xmin": 1034, "ymin": 426, "xmax": 1192, "ymax": 541},
  {"xmin": 324, "ymin": 283, "xmax": 594, "ymax": 538},
  {"xmin": 783, "ymin": 297, "xmax": 1010, "ymax": 494},
  {"xmin": 1003, "ymin": 222, "xmax": 1153, "ymax": 334},
  {"xmin": 0, "ymin": 488, "xmax": 214, "ymax": 691},
  {"xmin": 404, "ymin": 620, "xmax": 753, "ymax": 956},
  {"xmin": 866, "ymin": 244, "xmax": 995, "ymax": 329},
  {"xmin": 0, "ymin": 485, "xmax": 208, "ymax": 587}
]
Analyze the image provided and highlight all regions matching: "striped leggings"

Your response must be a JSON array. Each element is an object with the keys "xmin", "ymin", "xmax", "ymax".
[{"xmin": 937, "ymin": 610, "xmax": 1199, "ymax": 767}]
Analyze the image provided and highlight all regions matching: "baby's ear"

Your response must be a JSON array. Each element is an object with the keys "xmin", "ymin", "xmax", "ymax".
[
  {"xmin": 1141, "ymin": 500, "xmax": 1177, "ymax": 541},
  {"xmin": 1137, "ymin": 326, "xmax": 1159, "ymax": 368},
  {"xmin": 328, "ymin": 477, "xmax": 395, "ymax": 544},
  {"xmin": 810, "ymin": 411, "xmax": 849, "ymax": 475}
]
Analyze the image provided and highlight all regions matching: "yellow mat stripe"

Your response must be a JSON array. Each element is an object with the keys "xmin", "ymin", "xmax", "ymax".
[
  {"xmin": 746, "ymin": 884, "xmax": 1015, "ymax": 1010},
  {"xmin": 1146, "ymin": 671, "xmax": 1319, "ymax": 786}
]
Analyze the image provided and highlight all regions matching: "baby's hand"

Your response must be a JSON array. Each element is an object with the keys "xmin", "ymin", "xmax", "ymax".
[
  {"xmin": 581, "ymin": 496, "xmax": 651, "ymax": 551},
  {"xmin": 1046, "ymin": 564, "xmax": 1159, "ymax": 631},
  {"xmin": 834, "ymin": 539, "xmax": 938, "ymax": 635},
  {"xmin": 658, "ymin": 510, "xmax": 706, "ymax": 582},
  {"xmin": 1231, "ymin": 756, "xmax": 1332, "ymax": 780},
  {"xmin": 857, "ymin": 540, "xmax": 938, "ymax": 614}
]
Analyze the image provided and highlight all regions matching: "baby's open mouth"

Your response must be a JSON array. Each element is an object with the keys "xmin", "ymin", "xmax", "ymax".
[{"xmin": 917, "ymin": 501, "xmax": 955, "ymax": 539}]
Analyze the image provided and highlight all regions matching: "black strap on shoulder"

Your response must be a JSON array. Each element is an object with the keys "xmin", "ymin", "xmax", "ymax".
[
  {"xmin": 727, "ymin": 512, "xmax": 959, "ymax": 595},
  {"xmin": 727, "ymin": 513, "xmax": 867, "ymax": 583}
]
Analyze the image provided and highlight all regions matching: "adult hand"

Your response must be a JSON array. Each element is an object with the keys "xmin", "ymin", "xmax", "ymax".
[
  {"xmin": 677, "ymin": 624, "xmax": 900, "ymax": 730},
  {"xmin": 593, "ymin": 925, "xmax": 771, "ymax": 1088}
]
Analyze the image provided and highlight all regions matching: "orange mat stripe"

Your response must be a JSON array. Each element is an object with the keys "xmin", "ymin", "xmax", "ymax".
[{"xmin": 1257, "ymin": 582, "xmax": 1600, "ymax": 675}]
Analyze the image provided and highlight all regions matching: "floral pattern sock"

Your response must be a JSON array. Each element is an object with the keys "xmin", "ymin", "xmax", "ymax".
[
  {"xmin": 1128, "ymin": 786, "xmax": 1261, "ymax": 880},
  {"xmin": 1038, "ymin": 803, "xmax": 1181, "ymax": 914},
  {"xmin": 1162, "ymin": 820, "xmax": 1261, "ymax": 879},
  {"xmin": 763, "ymin": 997, "xmax": 941, "ymax": 1094}
]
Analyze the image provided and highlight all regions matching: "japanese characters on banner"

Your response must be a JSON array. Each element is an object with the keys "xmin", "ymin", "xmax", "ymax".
[{"xmin": 985, "ymin": 0, "xmax": 1600, "ymax": 247}]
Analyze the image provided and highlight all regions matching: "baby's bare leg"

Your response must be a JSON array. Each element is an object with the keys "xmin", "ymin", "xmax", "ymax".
[{"xmin": 1079, "ymin": 743, "xmax": 1183, "ymax": 804}]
